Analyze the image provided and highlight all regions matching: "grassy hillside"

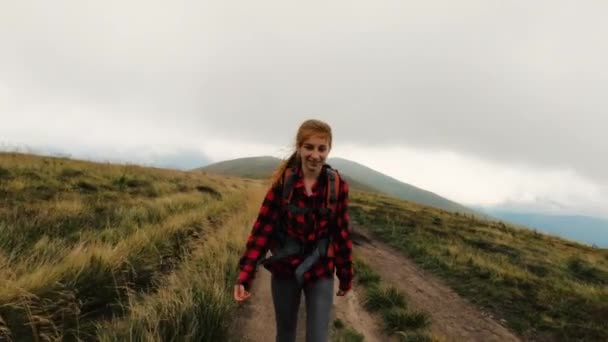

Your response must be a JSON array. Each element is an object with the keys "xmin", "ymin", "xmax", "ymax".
[
  {"xmin": 196, "ymin": 155, "xmax": 279, "ymax": 179},
  {"xmin": 197, "ymin": 156, "xmax": 379, "ymax": 193},
  {"xmin": 329, "ymin": 158, "xmax": 475, "ymax": 214},
  {"xmin": 4, "ymin": 152, "xmax": 607, "ymax": 341},
  {"xmin": 198, "ymin": 156, "xmax": 476, "ymax": 214},
  {"xmin": 0, "ymin": 152, "xmax": 261, "ymax": 341},
  {"xmin": 349, "ymin": 191, "xmax": 608, "ymax": 341}
]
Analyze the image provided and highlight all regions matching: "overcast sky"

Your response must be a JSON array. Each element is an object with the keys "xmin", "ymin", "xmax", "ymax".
[{"xmin": 1, "ymin": 1, "xmax": 607, "ymax": 218}]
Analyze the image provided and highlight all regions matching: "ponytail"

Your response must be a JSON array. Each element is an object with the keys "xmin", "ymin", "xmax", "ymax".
[{"xmin": 270, "ymin": 151, "xmax": 300, "ymax": 188}]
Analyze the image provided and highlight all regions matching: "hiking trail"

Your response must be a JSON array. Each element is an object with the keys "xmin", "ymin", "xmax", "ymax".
[{"xmin": 235, "ymin": 226, "xmax": 521, "ymax": 342}]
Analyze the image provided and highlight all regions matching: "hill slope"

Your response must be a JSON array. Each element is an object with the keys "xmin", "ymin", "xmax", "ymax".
[
  {"xmin": 2, "ymin": 152, "xmax": 607, "ymax": 341},
  {"xmin": 196, "ymin": 155, "xmax": 279, "ymax": 179},
  {"xmin": 348, "ymin": 190, "xmax": 608, "ymax": 341},
  {"xmin": 0, "ymin": 151, "xmax": 256, "ymax": 341},
  {"xmin": 329, "ymin": 157, "xmax": 473, "ymax": 214},
  {"xmin": 197, "ymin": 156, "xmax": 475, "ymax": 214}
]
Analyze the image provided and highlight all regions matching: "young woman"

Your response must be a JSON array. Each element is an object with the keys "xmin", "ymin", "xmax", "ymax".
[{"xmin": 234, "ymin": 119, "xmax": 354, "ymax": 342}]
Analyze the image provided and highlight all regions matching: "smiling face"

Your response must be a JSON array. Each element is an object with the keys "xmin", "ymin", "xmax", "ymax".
[{"xmin": 298, "ymin": 134, "xmax": 331, "ymax": 175}]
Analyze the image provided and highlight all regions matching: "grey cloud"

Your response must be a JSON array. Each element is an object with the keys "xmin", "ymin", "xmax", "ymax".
[{"xmin": 1, "ymin": 1, "xmax": 606, "ymax": 183}]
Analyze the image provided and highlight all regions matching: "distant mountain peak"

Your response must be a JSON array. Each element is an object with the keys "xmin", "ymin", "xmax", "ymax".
[{"xmin": 198, "ymin": 155, "xmax": 477, "ymax": 215}]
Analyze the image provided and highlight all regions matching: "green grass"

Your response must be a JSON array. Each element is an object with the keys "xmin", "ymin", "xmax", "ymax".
[
  {"xmin": 396, "ymin": 332, "xmax": 435, "ymax": 342},
  {"xmin": 0, "ymin": 152, "xmax": 260, "ymax": 341},
  {"xmin": 382, "ymin": 309, "xmax": 431, "ymax": 332},
  {"xmin": 331, "ymin": 319, "xmax": 365, "ymax": 342},
  {"xmin": 353, "ymin": 259, "xmax": 381, "ymax": 287},
  {"xmin": 354, "ymin": 257, "xmax": 434, "ymax": 341},
  {"xmin": 363, "ymin": 286, "xmax": 407, "ymax": 312},
  {"xmin": 350, "ymin": 190, "xmax": 608, "ymax": 341},
  {"xmin": 7, "ymin": 151, "xmax": 607, "ymax": 341}
]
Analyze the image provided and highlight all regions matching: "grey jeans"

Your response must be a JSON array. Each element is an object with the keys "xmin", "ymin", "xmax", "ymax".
[{"xmin": 271, "ymin": 274, "xmax": 334, "ymax": 342}]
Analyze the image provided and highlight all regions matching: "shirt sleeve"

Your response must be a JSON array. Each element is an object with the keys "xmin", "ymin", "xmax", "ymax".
[
  {"xmin": 334, "ymin": 178, "xmax": 354, "ymax": 291},
  {"xmin": 236, "ymin": 183, "xmax": 282, "ymax": 290}
]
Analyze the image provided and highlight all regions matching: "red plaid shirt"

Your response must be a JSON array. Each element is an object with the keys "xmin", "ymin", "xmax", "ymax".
[{"xmin": 237, "ymin": 165, "xmax": 354, "ymax": 291}]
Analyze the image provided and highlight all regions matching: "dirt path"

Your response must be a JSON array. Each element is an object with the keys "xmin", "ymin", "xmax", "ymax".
[
  {"xmin": 353, "ymin": 228, "xmax": 521, "ymax": 342},
  {"xmin": 236, "ymin": 228, "xmax": 521, "ymax": 342},
  {"xmin": 236, "ymin": 265, "xmax": 386, "ymax": 342}
]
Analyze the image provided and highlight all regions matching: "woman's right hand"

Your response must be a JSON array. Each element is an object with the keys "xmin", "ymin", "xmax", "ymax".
[{"xmin": 234, "ymin": 284, "xmax": 251, "ymax": 302}]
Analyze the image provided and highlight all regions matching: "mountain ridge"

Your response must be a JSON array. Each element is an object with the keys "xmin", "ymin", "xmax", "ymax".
[{"xmin": 197, "ymin": 155, "xmax": 477, "ymax": 215}]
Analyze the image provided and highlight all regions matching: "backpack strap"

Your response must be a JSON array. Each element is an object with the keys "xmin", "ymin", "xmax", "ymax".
[
  {"xmin": 317, "ymin": 167, "xmax": 340, "ymax": 217},
  {"xmin": 283, "ymin": 166, "xmax": 310, "ymax": 215},
  {"xmin": 326, "ymin": 167, "xmax": 340, "ymax": 215},
  {"xmin": 257, "ymin": 166, "xmax": 300, "ymax": 266},
  {"xmin": 282, "ymin": 166, "xmax": 298, "ymax": 206}
]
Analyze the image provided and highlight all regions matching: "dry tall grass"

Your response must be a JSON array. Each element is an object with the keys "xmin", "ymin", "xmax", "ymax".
[
  {"xmin": 0, "ymin": 152, "xmax": 262, "ymax": 341},
  {"xmin": 96, "ymin": 186, "xmax": 264, "ymax": 342}
]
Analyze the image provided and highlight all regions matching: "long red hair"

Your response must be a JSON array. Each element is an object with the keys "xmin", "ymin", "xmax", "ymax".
[{"xmin": 270, "ymin": 119, "xmax": 333, "ymax": 187}]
